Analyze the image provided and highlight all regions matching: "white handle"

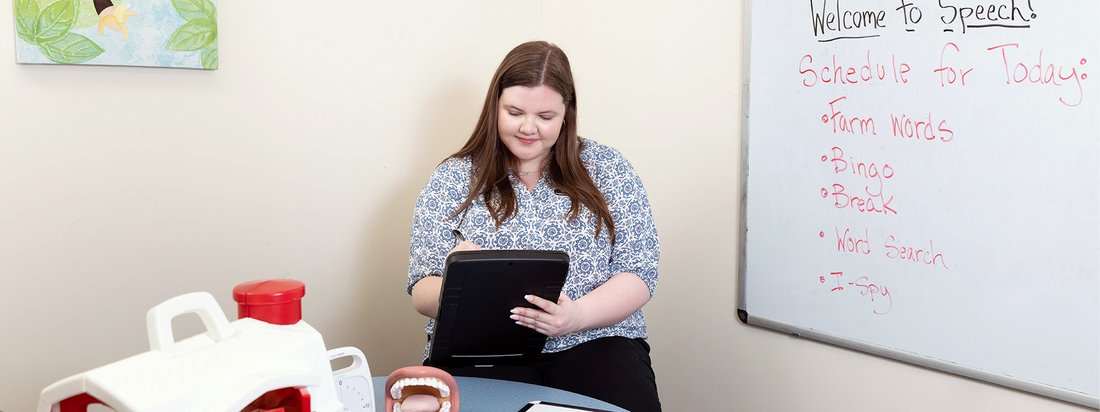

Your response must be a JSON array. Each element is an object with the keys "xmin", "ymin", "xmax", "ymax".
[
  {"xmin": 146, "ymin": 292, "xmax": 235, "ymax": 353},
  {"xmin": 329, "ymin": 346, "xmax": 372, "ymax": 378}
]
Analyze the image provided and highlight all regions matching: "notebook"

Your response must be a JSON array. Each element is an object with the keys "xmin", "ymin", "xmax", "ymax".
[{"xmin": 518, "ymin": 400, "xmax": 614, "ymax": 412}]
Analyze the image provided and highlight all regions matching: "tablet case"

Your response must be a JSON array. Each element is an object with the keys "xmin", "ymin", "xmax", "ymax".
[{"xmin": 428, "ymin": 249, "xmax": 569, "ymax": 367}]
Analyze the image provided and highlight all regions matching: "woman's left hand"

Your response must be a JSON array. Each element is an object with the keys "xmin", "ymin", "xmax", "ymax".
[{"xmin": 510, "ymin": 292, "xmax": 586, "ymax": 337}]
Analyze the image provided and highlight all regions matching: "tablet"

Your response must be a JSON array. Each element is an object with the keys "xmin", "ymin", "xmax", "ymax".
[{"xmin": 427, "ymin": 249, "xmax": 569, "ymax": 367}]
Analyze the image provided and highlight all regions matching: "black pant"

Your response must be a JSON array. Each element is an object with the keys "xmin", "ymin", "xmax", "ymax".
[{"xmin": 429, "ymin": 336, "xmax": 661, "ymax": 412}]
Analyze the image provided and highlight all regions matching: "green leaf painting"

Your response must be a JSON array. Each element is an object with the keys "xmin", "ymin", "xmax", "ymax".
[
  {"xmin": 72, "ymin": 0, "xmax": 100, "ymax": 29},
  {"xmin": 14, "ymin": 0, "xmax": 218, "ymax": 69},
  {"xmin": 15, "ymin": 0, "xmax": 103, "ymax": 64},
  {"xmin": 166, "ymin": 18, "xmax": 215, "ymax": 51},
  {"xmin": 38, "ymin": 32, "xmax": 105, "ymax": 64},
  {"xmin": 201, "ymin": 45, "xmax": 218, "ymax": 70},
  {"xmin": 15, "ymin": 0, "xmax": 40, "ymax": 42},
  {"xmin": 33, "ymin": 0, "xmax": 77, "ymax": 43},
  {"xmin": 166, "ymin": 0, "xmax": 218, "ymax": 69},
  {"xmin": 171, "ymin": 0, "xmax": 215, "ymax": 21}
]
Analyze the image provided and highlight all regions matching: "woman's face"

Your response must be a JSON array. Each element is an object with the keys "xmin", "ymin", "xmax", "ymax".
[{"xmin": 497, "ymin": 85, "xmax": 566, "ymax": 170}]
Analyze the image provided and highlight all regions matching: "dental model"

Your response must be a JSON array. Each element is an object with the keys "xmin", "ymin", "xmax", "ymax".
[{"xmin": 384, "ymin": 366, "xmax": 460, "ymax": 412}]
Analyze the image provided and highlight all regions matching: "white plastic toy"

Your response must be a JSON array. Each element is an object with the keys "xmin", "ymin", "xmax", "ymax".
[{"xmin": 38, "ymin": 279, "xmax": 375, "ymax": 412}]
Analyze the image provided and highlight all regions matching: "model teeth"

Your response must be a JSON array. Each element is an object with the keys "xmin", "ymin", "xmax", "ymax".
[
  {"xmin": 441, "ymin": 400, "xmax": 452, "ymax": 412},
  {"xmin": 388, "ymin": 376, "xmax": 452, "ymax": 399}
]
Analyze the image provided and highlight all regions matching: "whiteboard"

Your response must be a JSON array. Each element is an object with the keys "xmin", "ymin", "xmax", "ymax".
[{"xmin": 738, "ymin": 0, "xmax": 1099, "ymax": 408}]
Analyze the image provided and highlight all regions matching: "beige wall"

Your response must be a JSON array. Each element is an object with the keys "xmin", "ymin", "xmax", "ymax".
[{"xmin": 0, "ymin": 1, "xmax": 1090, "ymax": 411}]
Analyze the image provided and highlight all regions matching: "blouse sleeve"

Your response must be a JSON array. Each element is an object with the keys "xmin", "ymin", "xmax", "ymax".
[
  {"xmin": 407, "ymin": 158, "xmax": 470, "ymax": 295},
  {"xmin": 595, "ymin": 145, "xmax": 661, "ymax": 296}
]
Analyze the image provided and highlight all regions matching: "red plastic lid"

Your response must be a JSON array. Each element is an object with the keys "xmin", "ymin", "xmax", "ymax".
[
  {"xmin": 233, "ymin": 279, "xmax": 306, "ymax": 304},
  {"xmin": 233, "ymin": 279, "xmax": 306, "ymax": 324}
]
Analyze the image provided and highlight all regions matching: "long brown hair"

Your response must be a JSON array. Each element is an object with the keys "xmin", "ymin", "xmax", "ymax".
[{"xmin": 448, "ymin": 41, "xmax": 615, "ymax": 242}]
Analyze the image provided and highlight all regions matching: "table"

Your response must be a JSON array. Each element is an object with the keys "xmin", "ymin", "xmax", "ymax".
[{"xmin": 372, "ymin": 376, "xmax": 627, "ymax": 411}]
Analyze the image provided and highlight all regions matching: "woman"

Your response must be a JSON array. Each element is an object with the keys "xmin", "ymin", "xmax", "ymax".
[{"xmin": 407, "ymin": 40, "xmax": 661, "ymax": 412}]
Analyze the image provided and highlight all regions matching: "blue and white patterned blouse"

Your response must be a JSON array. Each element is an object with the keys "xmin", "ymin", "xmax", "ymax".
[{"xmin": 407, "ymin": 138, "xmax": 660, "ymax": 353}]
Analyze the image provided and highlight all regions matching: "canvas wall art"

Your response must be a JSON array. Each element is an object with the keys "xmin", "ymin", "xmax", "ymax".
[{"xmin": 13, "ymin": 0, "xmax": 218, "ymax": 69}]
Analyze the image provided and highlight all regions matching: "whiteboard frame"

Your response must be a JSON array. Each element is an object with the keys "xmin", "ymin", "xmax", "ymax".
[
  {"xmin": 735, "ymin": 312, "xmax": 1098, "ymax": 408},
  {"xmin": 735, "ymin": 1, "xmax": 1099, "ymax": 409}
]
